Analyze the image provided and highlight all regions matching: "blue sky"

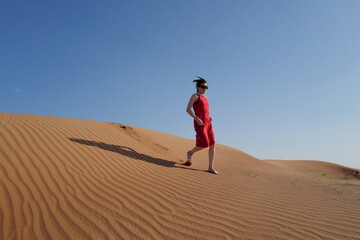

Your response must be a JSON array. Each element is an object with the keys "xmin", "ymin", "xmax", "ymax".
[{"xmin": 1, "ymin": 0, "xmax": 360, "ymax": 168}]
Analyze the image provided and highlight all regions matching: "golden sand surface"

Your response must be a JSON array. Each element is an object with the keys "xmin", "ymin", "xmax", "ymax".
[{"xmin": 0, "ymin": 113, "xmax": 359, "ymax": 240}]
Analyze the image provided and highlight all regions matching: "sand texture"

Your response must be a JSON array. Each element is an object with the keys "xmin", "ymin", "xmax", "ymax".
[{"xmin": 1, "ymin": 113, "xmax": 360, "ymax": 240}]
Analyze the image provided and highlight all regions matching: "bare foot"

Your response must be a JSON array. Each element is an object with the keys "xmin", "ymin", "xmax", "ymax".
[
  {"xmin": 207, "ymin": 168, "xmax": 219, "ymax": 174},
  {"xmin": 183, "ymin": 160, "xmax": 192, "ymax": 166},
  {"xmin": 183, "ymin": 151, "xmax": 193, "ymax": 166}
]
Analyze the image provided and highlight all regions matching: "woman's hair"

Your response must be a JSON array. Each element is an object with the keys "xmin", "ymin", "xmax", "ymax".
[{"xmin": 193, "ymin": 76, "xmax": 207, "ymax": 87}]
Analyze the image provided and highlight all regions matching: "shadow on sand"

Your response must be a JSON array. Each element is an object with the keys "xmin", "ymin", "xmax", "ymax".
[{"xmin": 68, "ymin": 138, "xmax": 204, "ymax": 172}]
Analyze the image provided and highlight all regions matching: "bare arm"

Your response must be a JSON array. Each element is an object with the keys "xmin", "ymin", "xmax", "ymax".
[
  {"xmin": 186, "ymin": 94, "xmax": 204, "ymax": 126},
  {"xmin": 186, "ymin": 94, "xmax": 198, "ymax": 118}
]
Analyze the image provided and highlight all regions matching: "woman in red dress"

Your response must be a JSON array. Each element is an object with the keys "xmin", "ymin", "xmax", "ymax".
[{"xmin": 185, "ymin": 77, "xmax": 219, "ymax": 174}]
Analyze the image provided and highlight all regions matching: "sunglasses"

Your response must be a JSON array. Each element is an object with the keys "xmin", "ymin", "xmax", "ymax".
[{"xmin": 199, "ymin": 85, "xmax": 208, "ymax": 89}]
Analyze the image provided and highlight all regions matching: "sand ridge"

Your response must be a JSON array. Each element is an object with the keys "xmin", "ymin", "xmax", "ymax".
[{"xmin": 1, "ymin": 113, "xmax": 360, "ymax": 239}]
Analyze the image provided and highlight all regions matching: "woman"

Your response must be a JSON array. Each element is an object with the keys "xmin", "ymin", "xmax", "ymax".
[{"xmin": 185, "ymin": 76, "xmax": 219, "ymax": 174}]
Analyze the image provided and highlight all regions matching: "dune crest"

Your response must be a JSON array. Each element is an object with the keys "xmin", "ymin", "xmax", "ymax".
[
  {"xmin": 1, "ymin": 113, "xmax": 360, "ymax": 240},
  {"xmin": 265, "ymin": 160, "xmax": 360, "ymax": 179}
]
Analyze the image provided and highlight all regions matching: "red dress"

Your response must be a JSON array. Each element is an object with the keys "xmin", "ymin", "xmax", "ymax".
[{"xmin": 193, "ymin": 93, "xmax": 215, "ymax": 147}]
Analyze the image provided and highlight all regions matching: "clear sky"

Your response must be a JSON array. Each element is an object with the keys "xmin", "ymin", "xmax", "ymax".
[{"xmin": 1, "ymin": 0, "xmax": 360, "ymax": 169}]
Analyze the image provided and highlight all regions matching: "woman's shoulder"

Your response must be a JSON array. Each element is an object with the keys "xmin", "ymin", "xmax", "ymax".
[
  {"xmin": 191, "ymin": 93, "xmax": 200, "ymax": 99},
  {"xmin": 192, "ymin": 93, "xmax": 200, "ymax": 104},
  {"xmin": 190, "ymin": 93, "xmax": 199, "ymax": 97}
]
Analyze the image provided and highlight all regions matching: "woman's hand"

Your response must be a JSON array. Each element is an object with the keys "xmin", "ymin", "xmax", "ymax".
[{"xmin": 196, "ymin": 118, "xmax": 204, "ymax": 126}]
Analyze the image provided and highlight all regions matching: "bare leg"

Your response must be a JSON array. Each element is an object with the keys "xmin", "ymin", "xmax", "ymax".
[
  {"xmin": 184, "ymin": 146, "xmax": 204, "ymax": 166},
  {"xmin": 208, "ymin": 144, "xmax": 219, "ymax": 174}
]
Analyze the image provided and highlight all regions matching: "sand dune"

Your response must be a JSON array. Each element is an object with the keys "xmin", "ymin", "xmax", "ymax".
[
  {"xmin": 1, "ymin": 113, "xmax": 360, "ymax": 240},
  {"xmin": 265, "ymin": 160, "xmax": 360, "ymax": 179}
]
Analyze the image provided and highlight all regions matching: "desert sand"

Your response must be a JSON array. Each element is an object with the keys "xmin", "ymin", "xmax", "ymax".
[{"xmin": 0, "ymin": 112, "xmax": 359, "ymax": 240}]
